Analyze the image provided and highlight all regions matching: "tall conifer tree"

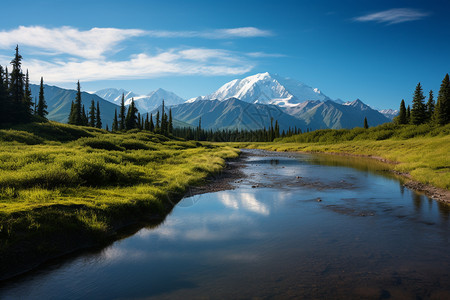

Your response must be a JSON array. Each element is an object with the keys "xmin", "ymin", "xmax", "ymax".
[
  {"xmin": 119, "ymin": 93, "xmax": 126, "ymax": 130},
  {"xmin": 125, "ymin": 99, "xmax": 138, "ymax": 130},
  {"xmin": 410, "ymin": 82, "xmax": 426, "ymax": 125},
  {"xmin": 37, "ymin": 77, "xmax": 47, "ymax": 118},
  {"xmin": 96, "ymin": 101, "xmax": 102, "ymax": 128},
  {"xmin": 23, "ymin": 70, "xmax": 33, "ymax": 120},
  {"xmin": 434, "ymin": 74, "xmax": 450, "ymax": 125},
  {"xmin": 88, "ymin": 100, "xmax": 96, "ymax": 127},
  {"xmin": 425, "ymin": 90, "xmax": 435, "ymax": 123},
  {"xmin": 397, "ymin": 99, "xmax": 407, "ymax": 124},
  {"xmin": 9, "ymin": 45, "xmax": 25, "ymax": 122},
  {"xmin": 112, "ymin": 109, "xmax": 118, "ymax": 131}
]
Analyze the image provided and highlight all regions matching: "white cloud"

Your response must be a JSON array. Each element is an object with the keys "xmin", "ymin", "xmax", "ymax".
[
  {"xmin": 247, "ymin": 52, "xmax": 286, "ymax": 58},
  {"xmin": 0, "ymin": 26, "xmax": 145, "ymax": 59},
  {"xmin": 354, "ymin": 8, "xmax": 430, "ymax": 25},
  {"xmin": 146, "ymin": 27, "xmax": 273, "ymax": 39},
  {"xmin": 23, "ymin": 48, "xmax": 254, "ymax": 83},
  {"xmin": 0, "ymin": 26, "xmax": 277, "ymax": 83}
]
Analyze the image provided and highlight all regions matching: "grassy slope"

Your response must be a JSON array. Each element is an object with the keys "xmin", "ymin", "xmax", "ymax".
[
  {"xmin": 233, "ymin": 123, "xmax": 450, "ymax": 190},
  {"xmin": 0, "ymin": 121, "xmax": 239, "ymax": 279}
]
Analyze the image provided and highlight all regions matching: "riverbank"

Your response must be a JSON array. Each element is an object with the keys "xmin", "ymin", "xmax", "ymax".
[
  {"xmin": 229, "ymin": 137, "xmax": 450, "ymax": 203},
  {"xmin": 0, "ymin": 122, "xmax": 240, "ymax": 281}
]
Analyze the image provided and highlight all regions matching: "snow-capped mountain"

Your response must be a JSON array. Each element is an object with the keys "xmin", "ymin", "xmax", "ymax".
[
  {"xmin": 379, "ymin": 109, "xmax": 399, "ymax": 120},
  {"xmin": 189, "ymin": 72, "xmax": 330, "ymax": 107},
  {"xmin": 95, "ymin": 88, "xmax": 185, "ymax": 113}
]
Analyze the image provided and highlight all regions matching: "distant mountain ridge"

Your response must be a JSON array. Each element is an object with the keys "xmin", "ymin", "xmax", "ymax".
[
  {"xmin": 95, "ymin": 88, "xmax": 185, "ymax": 113},
  {"xmin": 188, "ymin": 72, "xmax": 330, "ymax": 107}
]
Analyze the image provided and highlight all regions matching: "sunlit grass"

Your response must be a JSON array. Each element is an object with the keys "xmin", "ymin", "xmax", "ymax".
[{"xmin": 0, "ymin": 122, "xmax": 239, "ymax": 268}]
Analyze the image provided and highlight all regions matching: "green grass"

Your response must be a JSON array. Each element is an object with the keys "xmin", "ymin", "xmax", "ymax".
[
  {"xmin": 229, "ymin": 123, "xmax": 450, "ymax": 190},
  {"xmin": 0, "ymin": 122, "xmax": 239, "ymax": 278}
]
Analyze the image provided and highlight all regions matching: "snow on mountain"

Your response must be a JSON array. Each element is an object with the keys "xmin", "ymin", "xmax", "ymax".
[
  {"xmin": 189, "ymin": 72, "xmax": 330, "ymax": 107},
  {"xmin": 379, "ymin": 109, "xmax": 399, "ymax": 120},
  {"xmin": 95, "ymin": 88, "xmax": 185, "ymax": 113}
]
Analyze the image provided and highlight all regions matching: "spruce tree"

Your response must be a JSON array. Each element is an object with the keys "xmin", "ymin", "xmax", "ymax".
[
  {"xmin": 426, "ymin": 90, "xmax": 435, "ymax": 123},
  {"xmin": 23, "ymin": 70, "xmax": 33, "ymax": 120},
  {"xmin": 144, "ymin": 114, "xmax": 149, "ymax": 130},
  {"xmin": 96, "ymin": 101, "xmax": 102, "ymax": 128},
  {"xmin": 434, "ymin": 74, "xmax": 450, "ymax": 125},
  {"xmin": 82, "ymin": 105, "xmax": 88, "ymax": 126},
  {"xmin": 397, "ymin": 99, "xmax": 407, "ymax": 124},
  {"xmin": 0, "ymin": 65, "xmax": 10, "ymax": 123},
  {"xmin": 69, "ymin": 81, "xmax": 83, "ymax": 125},
  {"xmin": 410, "ymin": 82, "xmax": 426, "ymax": 125},
  {"xmin": 406, "ymin": 105, "xmax": 411, "ymax": 123},
  {"xmin": 149, "ymin": 113, "xmax": 154, "ymax": 132},
  {"xmin": 364, "ymin": 117, "xmax": 369, "ymax": 129},
  {"xmin": 125, "ymin": 99, "xmax": 138, "ymax": 130},
  {"xmin": 9, "ymin": 45, "xmax": 25, "ymax": 122},
  {"xmin": 119, "ymin": 93, "xmax": 126, "ymax": 130},
  {"xmin": 68, "ymin": 101, "xmax": 76, "ymax": 124},
  {"xmin": 168, "ymin": 108, "xmax": 173, "ymax": 134},
  {"xmin": 155, "ymin": 111, "xmax": 160, "ymax": 131},
  {"xmin": 88, "ymin": 100, "xmax": 96, "ymax": 127},
  {"xmin": 37, "ymin": 77, "xmax": 48, "ymax": 118},
  {"xmin": 112, "ymin": 109, "xmax": 118, "ymax": 131}
]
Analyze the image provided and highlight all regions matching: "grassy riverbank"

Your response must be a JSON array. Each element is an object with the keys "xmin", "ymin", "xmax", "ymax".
[
  {"xmin": 0, "ymin": 121, "xmax": 239, "ymax": 279},
  {"xmin": 232, "ymin": 123, "xmax": 450, "ymax": 191}
]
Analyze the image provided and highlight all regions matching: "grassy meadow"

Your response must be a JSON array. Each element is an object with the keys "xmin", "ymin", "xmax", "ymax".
[
  {"xmin": 232, "ymin": 123, "xmax": 450, "ymax": 190},
  {"xmin": 0, "ymin": 121, "xmax": 239, "ymax": 278}
]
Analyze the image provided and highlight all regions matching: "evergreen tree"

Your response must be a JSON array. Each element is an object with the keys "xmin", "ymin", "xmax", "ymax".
[
  {"xmin": 69, "ymin": 81, "xmax": 83, "ymax": 125},
  {"xmin": 125, "ymin": 99, "xmax": 138, "ymax": 130},
  {"xmin": 155, "ymin": 111, "xmax": 160, "ymax": 131},
  {"xmin": 37, "ymin": 77, "xmax": 47, "ymax": 118},
  {"xmin": 9, "ymin": 45, "xmax": 25, "ymax": 121},
  {"xmin": 112, "ymin": 109, "xmax": 118, "ymax": 131},
  {"xmin": 149, "ymin": 113, "xmax": 154, "ymax": 132},
  {"xmin": 88, "ymin": 100, "xmax": 96, "ymax": 127},
  {"xmin": 364, "ymin": 117, "xmax": 369, "ymax": 129},
  {"xmin": 23, "ymin": 70, "xmax": 33, "ymax": 120},
  {"xmin": 397, "ymin": 99, "xmax": 407, "ymax": 124},
  {"xmin": 81, "ymin": 105, "xmax": 88, "ymax": 126},
  {"xmin": 0, "ymin": 65, "xmax": 10, "ymax": 123},
  {"xmin": 119, "ymin": 93, "xmax": 126, "ymax": 130},
  {"xmin": 68, "ymin": 101, "xmax": 76, "ymax": 124},
  {"xmin": 426, "ymin": 90, "xmax": 435, "ymax": 122},
  {"xmin": 106, "ymin": 124, "xmax": 109, "ymax": 131},
  {"xmin": 410, "ymin": 82, "xmax": 427, "ymax": 125},
  {"xmin": 96, "ymin": 101, "xmax": 102, "ymax": 128},
  {"xmin": 168, "ymin": 108, "xmax": 173, "ymax": 134},
  {"xmin": 161, "ymin": 100, "xmax": 166, "ymax": 134},
  {"xmin": 434, "ymin": 74, "xmax": 450, "ymax": 125}
]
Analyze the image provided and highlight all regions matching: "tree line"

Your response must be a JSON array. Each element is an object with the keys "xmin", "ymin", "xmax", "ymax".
[
  {"xmin": 395, "ymin": 74, "xmax": 450, "ymax": 125},
  {"xmin": 0, "ymin": 46, "xmax": 48, "ymax": 125},
  {"xmin": 68, "ymin": 81, "xmax": 102, "ymax": 129}
]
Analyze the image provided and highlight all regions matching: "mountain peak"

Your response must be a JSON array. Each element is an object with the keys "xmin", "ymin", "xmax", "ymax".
[{"xmin": 193, "ymin": 72, "xmax": 330, "ymax": 106}]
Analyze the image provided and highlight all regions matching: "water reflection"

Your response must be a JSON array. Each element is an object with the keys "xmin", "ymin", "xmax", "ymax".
[{"xmin": 1, "ymin": 149, "xmax": 449, "ymax": 299}]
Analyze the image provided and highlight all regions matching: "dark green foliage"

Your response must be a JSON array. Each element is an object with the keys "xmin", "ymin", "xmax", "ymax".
[
  {"xmin": 37, "ymin": 77, "xmax": 47, "ymax": 118},
  {"xmin": 169, "ymin": 108, "xmax": 173, "ymax": 134},
  {"xmin": 426, "ymin": 90, "xmax": 435, "ymax": 122},
  {"xmin": 88, "ymin": 100, "xmax": 96, "ymax": 127},
  {"xmin": 120, "ymin": 141, "xmax": 151, "ymax": 150},
  {"xmin": 96, "ymin": 101, "xmax": 102, "ymax": 129},
  {"xmin": 125, "ymin": 99, "xmax": 138, "ymax": 130},
  {"xmin": 81, "ymin": 105, "xmax": 88, "ymax": 126},
  {"xmin": 119, "ymin": 93, "xmax": 125, "ymax": 130},
  {"xmin": 410, "ymin": 83, "xmax": 427, "ymax": 125},
  {"xmin": 149, "ymin": 113, "xmax": 154, "ymax": 132},
  {"xmin": 23, "ymin": 70, "xmax": 33, "ymax": 120},
  {"xmin": 112, "ymin": 109, "xmax": 118, "ymax": 131},
  {"xmin": 434, "ymin": 74, "xmax": 450, "ymax": 125},
  {"xmin": 79, "ymin": 138, "xmax": 124, "ymax": 151},
  {"xmin": 68, "ymin": 81, "xmax": 83, "ymax": 125},
  {"xmin": 364, "ymin": 117, "xmax": 369, "ymax": 129},
  {"xmin": 0, "ymin": 66, "xmax": 9, "ymax": 123},
  {"xmin": 155, "ymin": 111, "xmax": 160, "ymax": 131},
  {"xmin": 397, "ymin": 99, "xmax": 407, "ymax": 124},
  {"xmin": 406, "ymin": 105, "xmax": 411, "ymax": 124}
]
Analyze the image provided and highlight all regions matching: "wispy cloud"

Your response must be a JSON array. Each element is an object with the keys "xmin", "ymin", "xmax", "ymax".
[
  {"xmin": 146, "ymin": 27, "xmax": 273, "ymax": 39},
  {"xmin": 354, "ymin": 8, "xmax": 430, "ymax": 25},
  {"xmin": 0, "ymin": 26, "xmax": 277, "ymax": 83},
  {"xmin": 23, "ymin": 48, "xmax": 254, "ymax": 83},
  {"xmin": 0, "ymin": 26, "xmax": 145, "ymax": 59},
  {"xmin": 246, "ymin": 52, "xmax": 286, "ymax": 58}
]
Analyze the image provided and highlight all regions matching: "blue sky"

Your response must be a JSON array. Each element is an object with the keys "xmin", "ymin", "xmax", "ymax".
[{"xmin": 0, "ymin": 0, "xmax": 449, "ymax": 109}]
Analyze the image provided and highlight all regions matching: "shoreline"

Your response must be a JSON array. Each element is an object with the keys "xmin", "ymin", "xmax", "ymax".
[
  {"xmin": 249, "ymin": 147, "xmax": 450, "ymax": 203},
  {"xmin": 0, "ymin": 153, "xmax": 247, "ymax": 283}
]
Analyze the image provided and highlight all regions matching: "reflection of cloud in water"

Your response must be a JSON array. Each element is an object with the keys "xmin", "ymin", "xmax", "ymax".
[
  {"xmin": 100, "ymin": 247, "xmax": 149, "ymax": 263},
  {"xmin": 219, "ymin": 192, "xmax": 270, "ymax": 216},
  {"xmin": 136, "ymin": 212, "xmax": 263, "ymax": 242}
]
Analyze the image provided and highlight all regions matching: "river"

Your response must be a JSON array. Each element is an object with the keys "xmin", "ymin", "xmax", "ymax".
[{"xmin": 1, "ymin": 149, "xmax": 450, "ymax": 299}]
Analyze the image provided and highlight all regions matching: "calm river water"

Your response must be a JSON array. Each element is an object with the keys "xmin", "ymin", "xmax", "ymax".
[{"xmin": 1, "ymin": 149, "xmax": 450, "ymax": 299}]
